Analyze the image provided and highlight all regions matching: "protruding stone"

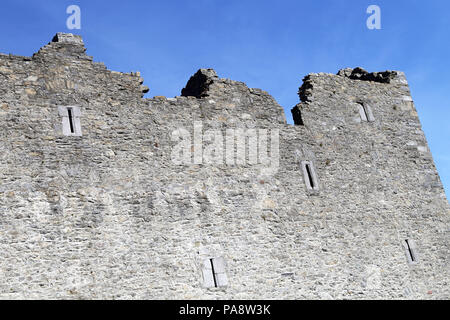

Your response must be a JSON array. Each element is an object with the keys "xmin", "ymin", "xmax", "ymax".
[
  {"xmin": 181, "ymin": 68, "xmax": 219, "ymax": 98},
  {"xmin": 51, "ymin": 32, "xmax": 84, "ymax": 45},
  {"xmin": 337, "ymin": 68, "xmax": 353, "ymax": 77},
  {"xmin": 25, "ymin": 88, "xmax": 36, "ymax": 96},
  {"xmin": 141, "ymin": 85, "xmax": 149, "ymax": 94}
]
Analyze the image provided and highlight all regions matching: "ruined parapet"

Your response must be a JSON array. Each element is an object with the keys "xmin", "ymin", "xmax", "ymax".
[
  {"xmin": 177, "ymin": 68, "xmax": 286, "ymax": 126},
  {"xmin": 337, "ymin": 67, "xmax": 399, "ymax": 83},
  {"xmin": 0, "ymin": 33, "xmax": 148, "ymax": 108},
  {"xmin": 33, "ymin": 32, "xmax": 92, "ymax": 62},
  {"xmin": 292, "ymin": 67, "xmax": 413, "ymax": 126}
]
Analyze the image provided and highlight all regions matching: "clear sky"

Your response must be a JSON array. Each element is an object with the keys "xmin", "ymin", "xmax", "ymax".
[{"xmin": 1, "ymin": 0, "xmax": 449, "ymax": 198}]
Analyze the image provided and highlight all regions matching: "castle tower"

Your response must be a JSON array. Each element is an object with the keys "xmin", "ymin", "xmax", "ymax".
[{"xmin": 0, "ymin": 33, "xmax": 448, "ymax": 299}]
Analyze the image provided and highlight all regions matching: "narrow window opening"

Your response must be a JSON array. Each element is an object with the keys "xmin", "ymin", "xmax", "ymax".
[
  {"xmin": 210, "ymin": 259, "xmax": 218, "ymax": 288},
  {"xmin": 305, "ymin": 163, "xmax": 315, "ymax": 189},
  {"xmin": 362, "ymin": 105, "xmax": 370, "ymax": 121},
  {"xmin": 202, "ymin": 257, "xmax": 228, "ymax": 288},
  {"xmin": 67, "ymin": 108, "xmax": 75, "ymax": 133},
  {"xmin": 301, "ymin": 160, "xmax": 319, "ymax": 192},
  {"xmin": 358, "ymin": 102, "xmax": 375, "ymax": 122},
  {"xmin": 357, "ymin": 103, "xmax": 368, "ymax": 122},
  {"xmin": 405, "ymin": 239, "xmax": 416, "ymax": 262},
  {"xmin": 59, "ymin": 105, "xmax": 82, "ymax": 136}
]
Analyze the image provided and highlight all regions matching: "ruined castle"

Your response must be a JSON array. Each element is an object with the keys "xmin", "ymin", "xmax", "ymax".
[{"xmin": 0, "ymin": 33, "xmax": 448, "ymax": 299}]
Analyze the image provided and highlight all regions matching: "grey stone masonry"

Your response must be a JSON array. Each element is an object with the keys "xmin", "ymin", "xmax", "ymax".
[{"xmin": 0, "ymin": 33, "xmax": 449, "ymax": 299}]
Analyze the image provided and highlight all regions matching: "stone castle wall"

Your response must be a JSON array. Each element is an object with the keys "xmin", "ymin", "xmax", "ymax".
[{"xmin": 0, "ymin": 33, "xmax": 448, "ymax": 299}]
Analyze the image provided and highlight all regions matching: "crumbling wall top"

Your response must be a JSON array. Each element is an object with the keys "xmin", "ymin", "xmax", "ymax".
[
  {"xmin": 51, "ymin": 32, "xmax": 84, "ymax": 45},
  {"xmin": 337, "ymin": 67, "xmax": 405, "ymax": 84},
  {"xmin": 33, "ymin": 32, "xmax": 90, "ymax": 62},
  {"xmin": 181, "ymin": 68, "xmax": 218, "ymax": 98}
]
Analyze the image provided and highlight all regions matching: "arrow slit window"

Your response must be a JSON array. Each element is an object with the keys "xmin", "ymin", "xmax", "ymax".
[
  {"xmin": 301, "ymin": 161, "xmax": 319, "ymax": 191},
  {"xmin": 358, "ymin": 102, "xmax": 375, "ymax": 122},
  {"xmin": 202, "ymin": 257, "xmax": 228, "ymax": 288},
  {"xmin": 58, "ymin": 106, "xmax": 82, "ymax": 136},
  {"xmin": 403, "ymin": 239, "xmax": 419, "ymax": 264}
]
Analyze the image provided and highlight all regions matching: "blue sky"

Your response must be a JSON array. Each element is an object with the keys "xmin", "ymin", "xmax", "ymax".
[{"xmin": 1, "ymin": 0, "xmax": 449, "ymax": 198}]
